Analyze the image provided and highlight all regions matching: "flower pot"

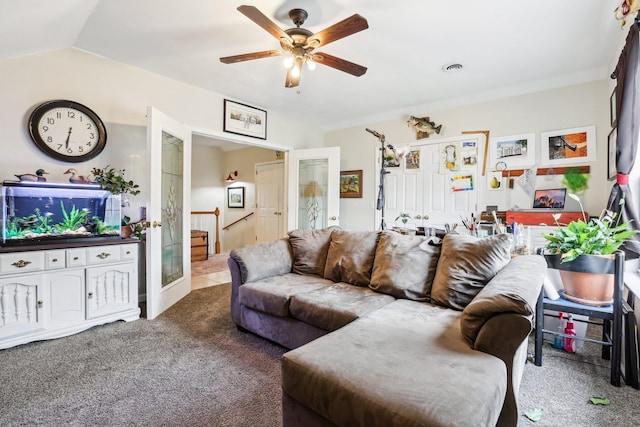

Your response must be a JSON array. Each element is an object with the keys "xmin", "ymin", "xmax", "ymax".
[
  {"xmin": 121, "ymin": 225, "xmax": 133, "ymax": 239},
  {"xmin": 544, "ymin": 253, "xmax": 615, "ymax": 306}
]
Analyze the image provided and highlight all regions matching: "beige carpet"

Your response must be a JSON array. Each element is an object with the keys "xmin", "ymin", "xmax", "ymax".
[{"xmin": 191, "ymin": 251, "xmax": 230, "ymax": 277}]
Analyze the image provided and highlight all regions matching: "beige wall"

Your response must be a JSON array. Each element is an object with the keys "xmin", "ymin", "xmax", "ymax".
[{"xmin": 327, "ymin": 80, "xmax": 612, "ymax": 230}]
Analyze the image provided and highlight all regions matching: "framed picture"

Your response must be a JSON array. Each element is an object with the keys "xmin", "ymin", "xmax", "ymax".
[
  {"xmin": 405, "ymin": 150, "xmax": 420, "ymax": 170},
  {"xmin": 488, "ymin": 133, "xmax": 536, "ymax": 170},
  {"xmin": 227, "ymin": 186, "xmax": 245, "ymax": 208},
  {"xmin": 610, "ymin": 87, "xmax": 617, "ymax": 128},
  {"xmin": 540, "ymin": 126, "xmax": 596, "ymax": 167},
  {"xmin": 608, "ymin": 127, "xmax": 617, "ymax": 181},
  {"xmin": 340, "ymin": 170, "xmax": 362, "ymax": 198},
  {"xmin": 223, "ymin": 99, "xmax": 267, "ymax": 140}
]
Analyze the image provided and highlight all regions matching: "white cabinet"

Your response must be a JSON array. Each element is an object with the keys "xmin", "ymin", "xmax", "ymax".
[{"xmin": 0, "ymin": 242, "xmax": 140, "ymax": 349}]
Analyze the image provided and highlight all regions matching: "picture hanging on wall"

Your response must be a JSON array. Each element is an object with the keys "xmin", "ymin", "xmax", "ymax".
[
  {"xmin": 227, "ymin": 186, "xmax": 245, "ymax": 208},
  {"xmin": 487, "ymin": 171, "xmax": 503, "ymax": 191},
  {"xmin": 540, "ymin": 126, "xmax": 596, "ymax": 167},
  {"xmin": 488, "ymin": 133, "xmax": 535, "ymax": 170},
  {"xmin": 339, "ymin": 170, "xmax": 363, "ymax": 198},
  {"xmin": 450, "ymin": 174, "xmax": 474, "ymax": 192},
  {"xmin": 405, "ymin": 150, "xmax": 420, "ymax": 170},
  {"xmin": 460, "ymin": 140, "xmax": 478, "ymax": 168},
  {"xmin": 223, "ymin": 99, "xmax": 267, "ymax": 140},
  {"xmin": 441, "ymin": 143, "xmax": 460, "ymax": 172}
]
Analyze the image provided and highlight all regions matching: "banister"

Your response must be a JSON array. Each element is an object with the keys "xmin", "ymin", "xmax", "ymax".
[{"xmin": 223, "ymin": 212, "xmax": 255, "ymax": 231}]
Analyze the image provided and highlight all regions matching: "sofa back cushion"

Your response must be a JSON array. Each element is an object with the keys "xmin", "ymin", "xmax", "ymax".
[
  {"xmin": 368, "ymin": 231, "xmax": 441, "ymax": 301},
  {"xmin": 288, "ymin": 227, "xmax": 338, "ymax": 276},
  {"xmin": 430, "ymin": 233, "xmax": 511, "ymax": 310},
  {"xmin": 323, "ymin": 230, "xmax": 380, "ymax": 286}
]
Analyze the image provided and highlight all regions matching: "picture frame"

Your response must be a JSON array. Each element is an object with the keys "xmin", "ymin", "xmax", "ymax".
[
  {"xmin": 610, "ymin": 87, "xmax": 617, "ymax": 128},
  {"xmin": 488, "ymin": 133, "xmax": 536, "ymax": 170},
  {"xmin": 540, "ymin": 126, "xmax": 596, "ymax": 167},
  {"xmin": 223, "ymin": 99, "xmax": 267, "ymax": 140},
  {"xmin": 608, "ymin": 127, "xmax": 617, "ymax": 181},
  {"xmin": 227, "ymin": 186, "xmax": 245, "ymax": 208},
  {"xmin": 339, "ymin": 170, "xmax": 362, "ymax": 198},
  {"xmin": 405, "ymin": 150, "xmax": 420, "ymax": 170}
]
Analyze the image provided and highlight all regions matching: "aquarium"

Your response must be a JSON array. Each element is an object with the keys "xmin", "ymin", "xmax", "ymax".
[{"xmin": 1, "ymin": 181, "xmax": 121, "ymax": 245}]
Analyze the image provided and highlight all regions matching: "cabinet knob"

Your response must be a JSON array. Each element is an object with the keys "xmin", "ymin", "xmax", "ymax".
[
  {"xmin": 37, "ymin": 300, "xmax": 43, "ymax": 307},
  {"xmin": 96, "ymin": 252, "xmax": 111, "ymax": 259},
  {"xmin": 88, "ymin": 292, "xmax": 93, "ymax": 299},
  {"xmin": 11, "ymin": 260, "xmax": 32, "ymax": 268},
  {"xmin": 126, "ymin": 251, "xmax": 131, "ymax": 255},
  {"xmin": 52, "ymin": 258, "xmax": 58, "ymax": 262},
  {"xmin": 73, "ymin": 257, "xmax": 79, "ymax": 261}
]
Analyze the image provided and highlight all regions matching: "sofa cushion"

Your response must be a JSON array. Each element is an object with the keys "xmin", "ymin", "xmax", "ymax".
[
  {"xmin": 289, "ymin": 282, "xmax": 395, "ymax": 331},
  {"xmin": 368, "ymin": 231, "xmax": 441, "ymax": 301},
  {"xmin": 460, "ymin": 254, "xmax": 546, "ymax": 347},
  {"xmin": 282, "ymin": 299, "xmax": 507, "ymax": 427},
  {"xmin": 229, "ymin": 238, "xmax": 292, "ymax": 283},
  {"xmin": 430, "ymin": 233, "xmax": 511, "ymax": 310},
  {"xmin": 323, "ymin": 230, "xmax": 379, "ymax": 286},
  {"xmin": 288, "ymin": 227, "xmax": 337, "ymax": 276},
  {"xmin": 239, "ymin": 273, "xmax": 334, "ymax": 318}
]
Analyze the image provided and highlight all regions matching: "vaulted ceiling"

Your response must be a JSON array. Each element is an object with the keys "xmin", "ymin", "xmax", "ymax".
[{"xmin": 1, "ymin": 0, "xmax": 626, "ymax": 130}]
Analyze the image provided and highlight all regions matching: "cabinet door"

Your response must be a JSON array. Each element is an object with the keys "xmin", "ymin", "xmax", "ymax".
[
  {"xmin": 46, "ymin": 270, "xmax": 85, "ymax": 326},
  {"xmin": 0, "ymin": 275, "xmax": 43, "ymax": 339},
  {"xmin": 86, "ymin": 263, "xmax": 137, "ymax": 319}
]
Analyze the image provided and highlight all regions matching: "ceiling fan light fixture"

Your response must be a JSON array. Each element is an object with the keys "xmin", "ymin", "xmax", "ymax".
[
  {"xmin": 283, "ymin": 55, "xmax": 294, "ymax": 68},
  {"xmin": 306, "ymin": 57, "xmax": 316, "ymax": 71}
]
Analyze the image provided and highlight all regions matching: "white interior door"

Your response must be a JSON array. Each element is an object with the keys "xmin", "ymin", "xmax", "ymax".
[
  {"xmin": 378, "ymin": 135, "xmax": 482, "ymax": 231},
  {"xmin": 146, "ymin": 107, "xmax": 191, "ymax": 320},
  {"xmin": 287, "ymin": 147, "xmax": 340, "ymax": 231},
  {"xmin": 255, "ymin": 161, "xmax": 284, "ymax": 243}
]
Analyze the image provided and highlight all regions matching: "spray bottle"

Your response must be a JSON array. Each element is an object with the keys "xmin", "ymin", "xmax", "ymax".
[
  {"xmin": 553, "ymin": 312, "xmax": 565, "ymax": 349},
  {"xmin": 564, "ymin": 314, "xmax": 577, "ymax": 353}
]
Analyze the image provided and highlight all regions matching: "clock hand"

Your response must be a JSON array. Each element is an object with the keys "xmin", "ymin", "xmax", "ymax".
[{"xmin": 65, "ymin": 127, "xmax": 72, "ymax": 149}]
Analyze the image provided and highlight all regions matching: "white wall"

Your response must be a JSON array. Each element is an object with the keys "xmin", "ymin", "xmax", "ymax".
[
  {"xmin": 0, "ymin": 48, "xmax": 323, "ymax": 222},
  {"xmin": 328, "ymin": 80, "xmax": 612, "ymax": 230}
]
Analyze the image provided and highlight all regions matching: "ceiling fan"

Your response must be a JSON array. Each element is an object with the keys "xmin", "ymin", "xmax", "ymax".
[{"xmin": 220, "ymin": 5, "xmax": 369, "ymax": 88}]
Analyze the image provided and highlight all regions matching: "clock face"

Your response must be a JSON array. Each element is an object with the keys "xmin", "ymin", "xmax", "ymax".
[{"xmin": 28, "ymin": 100, "xmax": 107, "ymax": 162}]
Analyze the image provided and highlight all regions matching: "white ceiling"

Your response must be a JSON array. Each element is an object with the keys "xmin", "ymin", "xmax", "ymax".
[{"xmin": 1, "ymin": 0, "xmax": 626, "ymax": 132}]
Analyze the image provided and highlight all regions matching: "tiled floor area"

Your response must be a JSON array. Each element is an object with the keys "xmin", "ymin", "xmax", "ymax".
[{"xmin": 191, "ymin": 270, "xmax": 231, "ymax": 289}]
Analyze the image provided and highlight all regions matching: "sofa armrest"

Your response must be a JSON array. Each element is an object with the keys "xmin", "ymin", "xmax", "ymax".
[
  {"xmin": 460, "ymin": 254, "xmax": 546, "ymax": 348},
  {"xmin": 229, "ymin": 238, "xmax": 293, "ymax": 326}
]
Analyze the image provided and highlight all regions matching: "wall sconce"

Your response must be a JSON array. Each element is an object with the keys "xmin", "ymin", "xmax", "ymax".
[{"xmin": 225, "ymin": 171, "xmax": 238, "ymax": 183}]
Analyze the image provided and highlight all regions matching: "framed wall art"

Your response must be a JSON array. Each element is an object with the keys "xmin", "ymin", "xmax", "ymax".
[
  {"xmin": 608, "ymin": 127, "xmax": 617, "ymax": 181},
  {"xmin": 540, "ymin": 126, "xmax": 596, "ymax": 167},
  {"xmin": 339, "ymin": 170, "xmax": 362, "ymax": 198},
  {"xmin": 227, "ymin": 186, "xmax": 245, "ymax": 208},
  {"xmin": 223, "ymin": 99, "xmax": 267, "ymax": 140},
  {"xmin": 405, "ymin": 150, "xmax": 420, "ymax": 170},
  {"xmin": 488, "ymin": 133, "xmax": 535, "ymax": 170}
]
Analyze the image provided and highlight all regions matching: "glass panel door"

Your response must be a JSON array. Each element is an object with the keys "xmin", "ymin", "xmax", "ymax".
[{"xmin": 161, "ymin": 131, "xmax": 184, "ymax": 287}]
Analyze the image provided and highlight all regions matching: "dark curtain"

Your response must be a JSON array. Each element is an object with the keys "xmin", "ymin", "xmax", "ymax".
[{"xmin": 608, "ymin": 19, "xmax": 640, "ymax": 259}]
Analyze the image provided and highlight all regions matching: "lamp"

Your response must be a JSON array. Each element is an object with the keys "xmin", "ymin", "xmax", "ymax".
[{"xmin": 225, "ymin": 171, "xmax": 238, "ymax": 182}]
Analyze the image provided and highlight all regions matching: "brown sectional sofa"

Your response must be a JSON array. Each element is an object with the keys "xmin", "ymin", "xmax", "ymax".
[{"xmin": 228, "ymin": 227, "xmax": 546, "ymax": 427}]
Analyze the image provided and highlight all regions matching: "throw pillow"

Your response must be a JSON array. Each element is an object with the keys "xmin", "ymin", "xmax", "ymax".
[
  {"xmin": 430, "ymin": 233, "xmax": 511, "ymax": 310},
  {"xmin": 323, "ymin": 230, "xmax": 380, "ymax": 286},
  {"xmin": 288, "ymin": 227, "xmax": 338, "ymax": 276},
  {"xmin": 368, "ymin": 231, "xmax": 441, "ymax": 301}
]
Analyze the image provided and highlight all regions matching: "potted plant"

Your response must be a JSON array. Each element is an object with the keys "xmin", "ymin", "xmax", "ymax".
[
  {"xmin": 393, "ymin": 212, "xmax": 416, "ymax": 235},
  {"xmin": 542, "ymin": 194, "xmax": 637, "ymax": 305},
  {"xmin": 91, "ymin": 166, "xmax": 140, "ymax": 196}
]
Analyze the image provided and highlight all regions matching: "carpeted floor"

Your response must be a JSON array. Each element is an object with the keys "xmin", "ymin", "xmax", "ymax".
[
  {"xmin": 191, "ymin": 251, "xmax": 230, "ymax": 277},
  {"xmin": 1, "ymin": 284, "xmax": 639, "ymax": 426}
]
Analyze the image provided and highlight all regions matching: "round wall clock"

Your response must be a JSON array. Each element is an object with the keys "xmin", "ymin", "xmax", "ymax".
[{"xmin": 28, "ymin": 100, "xmax": 107, "ymax": 163}]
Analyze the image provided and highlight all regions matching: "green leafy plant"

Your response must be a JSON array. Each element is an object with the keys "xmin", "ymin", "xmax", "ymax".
[
  {"xmin": 543, "ymin": 194, "xmax": 638, "ymax": 263},
  {"xmin": 55, "ymin": 201, "xmax": 90, "ymax": 231},
  {"xmin": 395, "ymin": 212, "xmax": 411, "ymax": 226},
  {"xmin": 91, "ymin": 166, "xmax": 140, "ymax": 195}
]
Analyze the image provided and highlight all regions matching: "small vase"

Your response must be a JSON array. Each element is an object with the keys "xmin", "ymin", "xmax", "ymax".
[{"xmin": 121, "ymin": 225, "xmax": 133, "ymax": 239}]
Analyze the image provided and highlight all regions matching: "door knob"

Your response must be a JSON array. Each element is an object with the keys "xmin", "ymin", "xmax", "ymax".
[
  {"xmin": 415, "ymin": 215, "xmax": 422, "ymax": 220},
  {"xmin": 153, "ymin": 221, "xmax": 162, "ymax": 228},
  {"xmin": 330, "ymin": 216, "xmax": 337, "ymax": 221}
]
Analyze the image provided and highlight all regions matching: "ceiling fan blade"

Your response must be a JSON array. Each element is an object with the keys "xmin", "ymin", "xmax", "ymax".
[
  {"xmin": 220, "ymin": 50, "xmax": 282, "ymax": 64},
  {"xmin": 312, "ymin": 52, "xmax": 367, "ymax": 77},
  {"xmin": 306, "ymin": 14, "xmax": 368, "ymax": 49},
  {"xmin": 237, "ymin": 5, "xmax": 293, "ymax": 45}
]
